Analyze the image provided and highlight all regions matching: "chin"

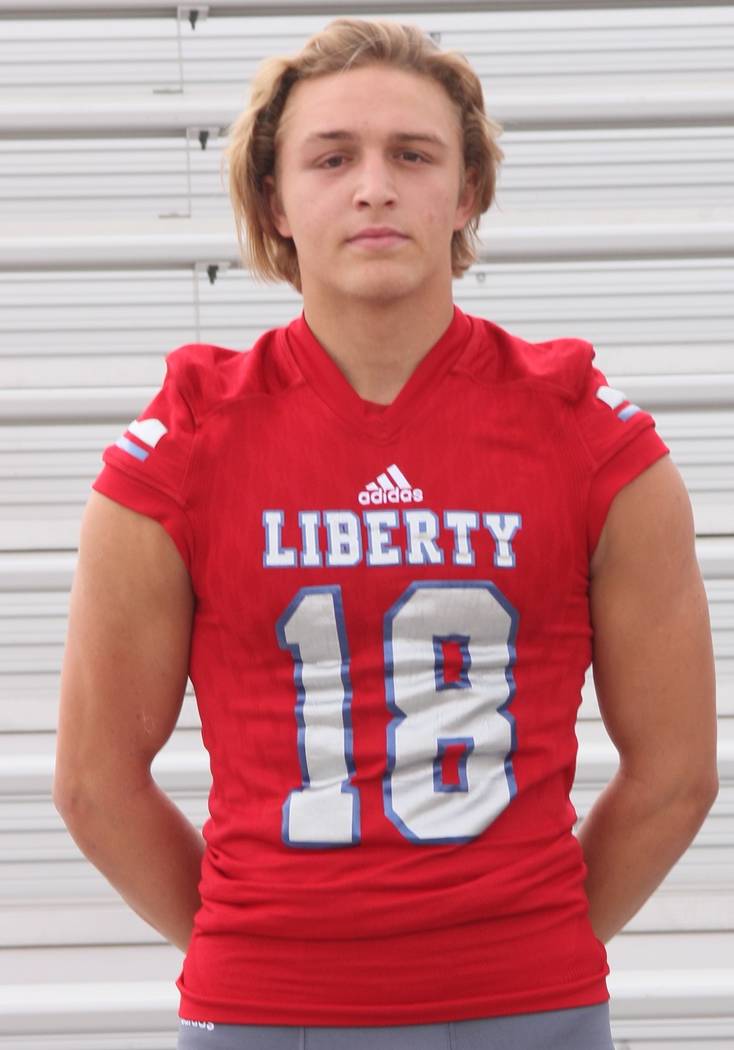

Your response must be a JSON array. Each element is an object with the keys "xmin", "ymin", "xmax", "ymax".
[{"xmin": 340, "ymin": 269, "xmax": 421, "ymax": 303}]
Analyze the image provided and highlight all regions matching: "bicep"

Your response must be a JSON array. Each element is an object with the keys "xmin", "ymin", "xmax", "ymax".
[
  {"xmin": 589, "ymin": 455, "xmax": 717, "ymax": 793},
  {"xmin": 54, "ymin": 490, "xmax": 195, "ymax": 806}
]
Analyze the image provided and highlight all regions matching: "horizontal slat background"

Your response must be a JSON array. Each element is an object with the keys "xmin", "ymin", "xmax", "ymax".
[
  {"xmin": 1, "ymin": 2, "xmax": 732, "ymax": 1047},
  {"xmin": 1, "ymin": 7, "xmax": 733, "ymax": 95}
]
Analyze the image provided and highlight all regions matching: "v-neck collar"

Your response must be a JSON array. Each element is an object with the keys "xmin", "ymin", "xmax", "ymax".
[{"xmin": 281, "ymin": 304, "xmax": 474, "ymax": 443}]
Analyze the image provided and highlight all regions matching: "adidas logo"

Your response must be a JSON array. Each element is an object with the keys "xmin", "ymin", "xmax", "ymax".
[
  {"xmin": 114, "ymin": 416, "xmax": 169, "ymax": 462},
  {"xmin": 358, "ymin": 463, "xmax": 423, "ymax": 506}
]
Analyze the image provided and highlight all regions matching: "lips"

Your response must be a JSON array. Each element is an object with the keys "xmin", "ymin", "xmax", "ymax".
[
  {"xmin": 348, "ymin": 228, "xmax": 409, "ymax": 249},
  {"xmin": 348, "ymin": 227, "xmax": 408, "ymax": 242}
]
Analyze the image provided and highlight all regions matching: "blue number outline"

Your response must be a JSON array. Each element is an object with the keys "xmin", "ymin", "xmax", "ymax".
[
  {"xmin": 382, "ymin": 580, "xmax": 519, "ymax": 845},
  {"xmin": 276, "ymin": 585, "xmax": 360, "ymax": 848}
]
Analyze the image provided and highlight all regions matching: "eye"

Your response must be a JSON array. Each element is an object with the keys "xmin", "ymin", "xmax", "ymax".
[
  {"xmin": 320, "ymin": 155, "xmax": 346, "ymax": 169},
  {"xmin": 318, "ymin": 151, "xmax": 427, "ymax": 169}
]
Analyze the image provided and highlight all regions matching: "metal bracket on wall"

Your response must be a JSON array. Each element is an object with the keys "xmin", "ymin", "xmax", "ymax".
[
  {"xmin": 160, "ymin": 125, "xmax": 220, "ymax": 219},
  {"xmin": 187, "ymin": 125, "xmax": 220, "ymax": 151},
  {"xmin": 166, "ymin": 5, "xmax": 210, "ymax": 94},
  {"xmin": 184, "ymin": 124, "xmax": 221, "ymax": 214},
  {"xmin": 178, "ymin": 4, "xmax": 209, "ymax": 31},
  {"xmin": 192, "ymin": 260, "xmax": 231, "ymax": 341}
]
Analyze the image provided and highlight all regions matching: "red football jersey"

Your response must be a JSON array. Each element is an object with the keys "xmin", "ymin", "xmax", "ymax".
[{"xmin": 91, "ymin": 304, "xmax": 669, "ymax": 1025}]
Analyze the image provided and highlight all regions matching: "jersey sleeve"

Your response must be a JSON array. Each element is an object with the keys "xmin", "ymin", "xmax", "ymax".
[
  {"xmin": 90, "ymin": 347, "xmax": 197, "ymax": 574},
  {"xmin": 576, "ymin": 362, "xmax": 670, "ymax": 557}
]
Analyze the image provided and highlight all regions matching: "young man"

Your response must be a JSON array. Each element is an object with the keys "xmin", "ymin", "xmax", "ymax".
[{"xmin": 54, "ymin": 18, "xmax": 718, "ymax": 1050}]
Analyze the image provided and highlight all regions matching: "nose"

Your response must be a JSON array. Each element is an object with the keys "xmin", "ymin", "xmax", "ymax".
[{"xmin": 352, "ymin": 152, "xmax": 398, "ymax": 209}]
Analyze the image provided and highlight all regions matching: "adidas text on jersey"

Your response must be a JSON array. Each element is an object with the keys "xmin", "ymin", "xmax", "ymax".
[{"xmin": 358, "ymin": 463, "xmax": 423, "ymax": 505}]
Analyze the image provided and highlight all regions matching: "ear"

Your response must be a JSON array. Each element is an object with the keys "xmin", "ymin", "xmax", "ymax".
[
  {"xmin": 453, "ymin": 166, "xmax": 479, "ymax": 231},
  {"xmin": 263, "ymin": 174, "xmax": 292, "ymax": 239}
]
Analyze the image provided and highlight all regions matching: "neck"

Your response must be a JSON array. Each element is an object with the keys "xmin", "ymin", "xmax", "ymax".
[{"xmin": 300, "ymin": 290, "xmax": 456, "ymax": 405}]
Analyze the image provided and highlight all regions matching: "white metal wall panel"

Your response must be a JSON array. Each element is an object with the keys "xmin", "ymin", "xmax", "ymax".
[
  {"xmin": 2, "ymin": 7, "xmax": 733, "ymax": 97},
  {"xmin": 0, "ymin": 4, "xmax": 732, "ymax": 1048}
]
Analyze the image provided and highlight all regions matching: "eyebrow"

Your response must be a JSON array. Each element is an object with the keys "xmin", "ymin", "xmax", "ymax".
[{"xmin": 301, "ymin": 130, "xmax": 449, "ymax": 151}]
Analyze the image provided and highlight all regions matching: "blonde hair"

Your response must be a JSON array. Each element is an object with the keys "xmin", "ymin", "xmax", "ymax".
[{"xmin": 222, "ymin": 18, "xmax": 505, "ymax": 293}]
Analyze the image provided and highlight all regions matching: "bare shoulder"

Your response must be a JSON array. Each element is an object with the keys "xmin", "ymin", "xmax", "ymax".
[
  {"xmin": 82, "ymin": 488, "xmax": 191, "ymax": 576},
  {"xmin": 590, "ymin": 453, "xmax": 696, "ymax": 586},
  {"xmin": 54, "ymin": 491, "xmax": 195, "ymax": 807},
  {"xmin": 74, "ymin": 488, "xmax": 194, "ymax": 650},
  {"xmin": 588, "ymin": 454, "xmax": 717, "ymax": 793}
]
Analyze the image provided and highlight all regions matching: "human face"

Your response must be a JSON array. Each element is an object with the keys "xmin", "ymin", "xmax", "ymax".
[{"xmin": 264, "ymin": 64, "xmax": 477, "ymax": 307}]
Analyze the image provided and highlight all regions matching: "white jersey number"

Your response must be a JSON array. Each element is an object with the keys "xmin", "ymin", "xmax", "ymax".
[{"xmin": 277, "ymin": 581, "xmax": 518, "ymax": 847}]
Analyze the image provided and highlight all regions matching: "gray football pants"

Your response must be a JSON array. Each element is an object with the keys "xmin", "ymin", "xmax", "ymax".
[{"xmin": 177, "ymin": 1002, "xmax": 615, "ymax": 1050}]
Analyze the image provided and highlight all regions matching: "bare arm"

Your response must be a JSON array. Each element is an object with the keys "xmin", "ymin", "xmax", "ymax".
[
  {"xmin": 54, "ymin": 490, "xmax": 204, "ymax": 952},
  {"xmin": 577, "ymin": 454, "xmax": 718, "ymax": 943}
]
